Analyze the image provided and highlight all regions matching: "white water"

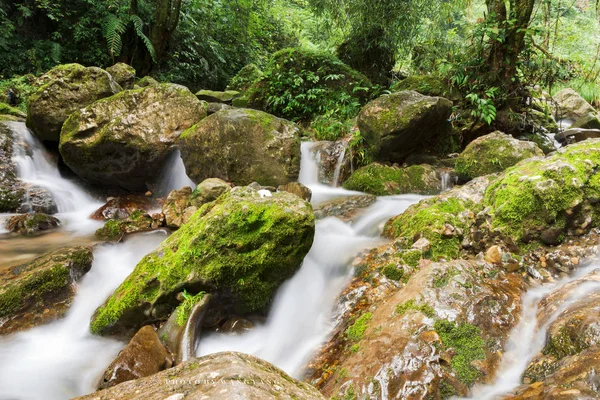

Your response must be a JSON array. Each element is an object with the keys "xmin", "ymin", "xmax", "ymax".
[
  {"xmin": 331, "ymin": 143, "xmax": 347, "ymax": 188},
  {"xmin": 198, "ymin": 142, "xmax": 425, "ymax": 376},
  {"xmin": 441, "ymin": 170, "xmax": 455, "ymax": 192},
  {"xmin": 155, "ymin": 148, "xmax": 196, "ymax": 196},
  {"xmin": 6, "ymin": 122, "xmax": 103, "ymax": 234},
  {"xmin": 0, "ymin": 231, "xmax": 168, "ymax": 400},
  {"xmin": 468, "ymin": 263, "xmax": 600, "ymax": 399}
]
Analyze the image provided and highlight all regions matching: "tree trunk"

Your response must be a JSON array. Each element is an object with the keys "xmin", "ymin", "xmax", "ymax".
[{"xmin": 150, "ymin": 0, "xmax": 182, "ymax": 61}]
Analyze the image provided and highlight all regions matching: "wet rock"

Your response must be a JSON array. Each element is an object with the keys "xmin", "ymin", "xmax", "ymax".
[
  {"xmin": 162, "ymin": 186, "xmax": 193, "ymax": 229},
  {"xmin": 359, "ymin": 90, "xmax": 453, "ymax": 163},
  {"xmin": 314, "ymin": 194, "xmax": 376, "ymax": 221},
  {"xmin": 206, "ymin": 102, "xmax": 232, "ymax": 115},
  {"xmin": 343, "ymin": 162, "xmax": 442, "ymax": 195},
  {"xmin": 311, "ymin": 140, "xmax": 352, "ymax": 186},
  {"xmin": 6, "ymin": 213, "xmax": 60, "ymax": 235},
  {"xmin": 179, "ymin": 108, "xmax": 302, "ymax": 187},
  {"xmin": 98, "ymin": 325, "xmax": 171, "ymax": 390},
  {"xmin": 189, "ymin": 178, "xmax": 231, "ymax": 207},
  {"xmin": 0, "ymin": 246, "xmax": 93, "ymax": 335},
  {"xmin": 26, "ymin": 64, "xmax": 121, "ymax": 142},
  {"xmin": 75, "ymin": 352, "xmax": 325, "ymax": 400},
  {"xmin": 308, "ymin": 258, "xmax": 525, "ymax": 399},
  {"xmin": 555, "ymin": 128, "xmax": 600, "ymax": 145},
  {"xmin": 220, "ymin": 316, "xmax": 254, "ymax": 334},
  {"xmin": 19, "ymin": 185, "xmax": 58, "ymax": 214},
  {"xmin": 455, "ymin": 131, "xmax": 544, "ymax": 181},
  {"xmin": 277, "ymin": 182, "xmax": 312, "ymax": 202},
  {"xmin": 158, "ymin": 293, "xmax": 211, "ymax": 365},
  {"xmin": 90, "ymin": 195, "xmax": 155, "ymax": 221},
  {"xmin": 195, "ymin": 89, "xmax": 240, "ymax": 104},
  {"xmin": 95, "ymin": 210, "xmax": 162, "ymax": 240},
  {"xmin": 106, "ymin": 63, "xmax": 136, "ymax": 90},
  {"xmin": 59, "ymin": 84, "xmax": 208, "ymax": 191},
  {"xmin": 90, "ymin": 186, "xmax": 315, "ymax": 337}
]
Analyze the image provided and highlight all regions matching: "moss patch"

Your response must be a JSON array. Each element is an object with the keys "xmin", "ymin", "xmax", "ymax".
[
  {"xmin": 342, "ymin": 163, "xmax": 441, "ymax": 196},
  {"xmin": 395, "ymin": 299, "xmax": 435, "ymax": 318},
  {"xmin": 346, "ymin": 312, "xmax": 373, "ymax": 342},
  {"xmin": 175, "ymin": 291, "xmax": 206, "ymax": 327}
]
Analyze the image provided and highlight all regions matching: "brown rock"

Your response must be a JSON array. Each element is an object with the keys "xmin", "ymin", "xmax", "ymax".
[
  {"xmin": 97, "ymin": 325, "xmax": 171, "ymax": 390},
  {"xmin": 278, "ymin": 182, "xmax": 312, "ymax": 202}
]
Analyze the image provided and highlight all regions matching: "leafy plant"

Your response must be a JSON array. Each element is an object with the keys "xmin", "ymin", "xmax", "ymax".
[{"xmin": 465, "ymin": 87, "xmax": 498, "ymax": 125}]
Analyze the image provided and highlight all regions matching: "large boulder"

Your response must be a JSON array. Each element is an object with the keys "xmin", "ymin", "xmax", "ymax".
[
  {"xmin": 106, "ymin": 63, "xmax": 136, "ymax": 90},
  {"xmin": 76, "ymin": 352, "xmax": 325, "ymax": 400},
  {"xmin": 455, "ymin": 131, "xmax": 544, "ymax": 181},
  {"xmin": 180, "ymin": 109, "xmax": 302, "ymax": 187},
  {"xmin": 0, "ymin": 246, "xmax": 93, "ymax": 335},
  {"xmin": 59, "ymin": 84, "xmax": 208, "ymax": 191},
  {"xmin": 358, "ymin": 90, "xmax": 453, "ymax": 163},
  {"xmin": 342, "ymin": 163, "xmax": 442, "ymax": 196},
  {"xmin": 553, "ymin": 88, "xmax": 600, "ymax": 129},
  {"xmin": 26, "ymin": 64, "xmax": 121, "ymax": 142},
  {"xmin": 90, "ymin": 186, "xmax": 315, "ymax": 337},
  {"xmin": 6, "ymin": 213, "xmax": 60, "ymax": 235}
]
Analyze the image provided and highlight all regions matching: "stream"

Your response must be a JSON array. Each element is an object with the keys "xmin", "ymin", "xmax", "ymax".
[{"xmin": 0, "ymin": 123, "xmax": 596, "ymax": 399}]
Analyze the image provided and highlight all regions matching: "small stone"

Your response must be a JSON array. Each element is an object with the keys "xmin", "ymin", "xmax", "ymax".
[
  {"xmin": 145, "ymin": 191, "xmax": 153, "ymax": 197},
  {"xmin": 571, "ymin": 257, "xmax": 579, "ymax": 265},
  {"xmin": 485, "ymin": 246, "xmax": 502, "ymax": 264},
  {"xmin": 412, "ymin": 237, "xmax": 431, "ymax": 252}
]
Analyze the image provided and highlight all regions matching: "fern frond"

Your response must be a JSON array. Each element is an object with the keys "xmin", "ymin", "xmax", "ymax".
[
  {"xmin": 129, "ymin": 14, "xmax": 157, "ymax": 62},
  {"xmin": 103, "ymin": 14, "xmax": 126, "ymax": 58}
]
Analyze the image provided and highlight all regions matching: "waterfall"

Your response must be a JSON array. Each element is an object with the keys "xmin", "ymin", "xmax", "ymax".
[
  {"xmin": 331, "ymin": 143, "xmax": 347, "ymax": 188},
  {"xmin": 197, "ymin": 141, "xmax": 426, "ymax": 376},
  {"xmin": 8, "ymin": 122, "xmax": 97, "ymax": 213},
  {"xmin": 467, "ymin": 263, "xmax": 600, "ymax": 399},
  {"xmin": 154, "ymin": 148, "xmax": 196, "ymax": 196},
  {"xmin": 440, "ymin": 170, "xmax": 455, "ymax": 192},
  {"xmin": 0, "ymin": 231, "xmax": 168, "ymax": 400}
]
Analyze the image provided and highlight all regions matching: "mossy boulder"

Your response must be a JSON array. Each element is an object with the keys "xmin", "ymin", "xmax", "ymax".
[
  {"xmin": 180, "ymin": 108, "xmax": 302, "ymax": 187},
  {"xmin": 136, "ymin": 76, "xmax": 160, "ymax": 88},
  {"xmin": 0, "ymin": 103, "xmax": 26, "ymax": 119},
  {"xmin": 342, "ymin": 163, "xmax": 441, "ymax": 196},
  {"xmin": 227, "ymin": 63, "xmax": 263, "ymax": 92},
  {"xmin": 246, "ymin": 47, "xmax": 371, "ymax": 122},
  {"xmin": 0, "ymin": 123, "xmax": 25, "ymax": 212},
  {"xmin": 358, "ymin": 90, "xmax": 453, "ymax": 163},
  {"xmin": 0, "ymin": 246, "xmax": 93, "ymax": 335},
  {"xmin": 391, "ymin": 75, "xmax": 457, "ymax": 100},
  {"xmin": 195, "ymin": 89, "xmax": 240, "ymax": 104},
  {"xmin": 59, "ymin": 84, "xmax": 208, "ymax": 191},
  {"xmin": 95, "ymin": 210, "xmax": 162, "ymax": 240},
  {"xmin": 75, "ymin": 352, "xmax": 325, "ymax": 400},
  {"xmin": 90, "ymin": 186, "xmax": 315, "ymax": 337},
  {"xmin": 26, "ymin": 63, "xmax": 121, "ymax": 142},
  {"xmin": 106, "ymin": 63, "xmax": 136, "ymax": 89},
  {"xmin": 455, "ymin": 131, "xmax": 544, "ymax": 182},
  {"xmin": 484, "ymin": 139, "xmax": 600, "ymax": 245},
  {"xmin": 6, "ymin": 213, "xmax": 60, "ymax": 235}
]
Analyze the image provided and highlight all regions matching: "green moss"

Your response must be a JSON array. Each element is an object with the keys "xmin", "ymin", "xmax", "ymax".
[
  {"xmin": 439, "ymin": 380, "xmax": 458, "ymax": 399},
  {"xmin": 381, "ymin": 264, "xmax": 404, "ymax": 281},
  {"xmin": 433, "ymin": 267, "xmax": 460, "ymax": 288},
  {"xmin": 434, "ymin": 320, "xmax": 486, "ymax": 386},
  {"xmin": 350, "ymin": 344, "xmax": 360, "ymax": 353},
  {"xmin": 384, "ymin": 198, "xmax": 479, "ymax": 261},
  {"xmin": 90, "ymin": 189, "xmax": 314, "ymax": 334},
  {"xmin": 523, "ymin": 360, "xmax": 559, "ymax": 383},
  {"xmin": 175, "ymin": 291, "xmax": 206, "ymax": 327},
  {"xmin": 346, "ymin": 312, "xmax": 373, "ymax": 342},
  {"xmin": 484, "ymin": 140, "xmax": 600, "ymax": 243},
  {"xmin": 96, "ymin": 220, "xmax": 124, "ymax": 239},
  {"xmin": 0, "ymin": 103, "xmax": 25, "ymax": 118},
  {"xmin": 395, "ymin": 299, "xmax": 435, "ymax": 318},
  {"xmin": 227, "ymin": 64, "xmax": 263, "ymax": 92},
  {"xmin": 542, "ymin": 322, "xmax": 590, "ymax": 359},
  {"xmin": 342, "ymin": 163, "xmax": 440, "ymax": 196},
  {"xmin": 399, "ymin": 249, "xmax": 422, "ymax": 267}
]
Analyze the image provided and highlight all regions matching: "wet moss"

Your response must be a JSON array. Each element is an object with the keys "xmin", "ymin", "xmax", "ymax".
[
  {"xmin": 96, "ymin": 219, "xmax": 124, "ymax": 240},
  {"xmin": 346, "ymin": 312, "xmax": 373, "ymax": 342},
  {"xmin": 381, "ymin": 264, "xmax": 404, "ymax": 281},
  {"xmin": 434, "ymin": 320, "xmax": 486, "ymax": 386},
  {"xmin": 175, "ymin": 291, "xmax": 206, "ymax": 327},
  {"xmin": 342, "ymin": 163, "xmax": 441, "ymax": 196},
  {"xmin": 395, "ymin": 299, "xmax": 435, "ymax": 318}
]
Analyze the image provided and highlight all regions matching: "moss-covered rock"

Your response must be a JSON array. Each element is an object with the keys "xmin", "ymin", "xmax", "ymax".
[
  {"xmin": 136, "ymin": 76, "xmax": 160, "ymax": 88},
  {"xmin": 90, "ymin": 186, "xmax": 315, "ymax": 337},
  {"xmin": 342, "ymin": 163, "xmax": 441, "ymax": 196},
  {"xmin": 246, "ymin": 47, "xmax": 371, "ymax": 122},
  {"xmin": 391, "ymin": 75, "xmax": 457, "ymax": 100},
  {"xmin": 226, "ymin": 63, "xmax": 263, "ymax": 92},
  {"xmin": 180, "ymin": 108, "xmax": 302, "ymax": 187},
  {"xmin": 75, "ymin": 352, "xmax": 325, "ymax": 400},
  {"xmin": 455, "ymin": 131, "xmax": 544, "ymax": 181},
  {"xmin": 190, "ymin": 178, "xmax": 231, "ymax": 207},
  {"xmin": 161, "ymin": 186, "xmax": 194, "ymax": 229},
  {"xmin": 484, "ymin": 139, "xmax": 600, "ymax": 245},
  {"xmin": 0, "ymin": 246, "xmax": 93, "ymax": 334},
  {"xmin": 26, "ymin": 64, "xmax": 122, "ymax": 142},
  {"xmin": 0, "ymin": 123, "xmax": 25, "ymax": 212},
  {"xmin": 106, "ymin": 63, "xmax": 136, "ymax": 89},
  {"xmin": 195, "ymin": 89, "xmax": 240, "ymax": 104},
  {"xmin": 95, "ymin": 210, "xmax": 161, "ymax": 240},
  {"xmin": 358, "ymin": 90, "xmax": 453, "ymax": 163},
  {"xmin": 59, "ymin": 84, "xmax": 208, "ymax": 191},
  {"xmin": 0, "ymin": 103, "xmax": 26, "ymax": 119},
  {"xmin": 6, "ymin": 213, "xmax": 60, "ymax": 235}
]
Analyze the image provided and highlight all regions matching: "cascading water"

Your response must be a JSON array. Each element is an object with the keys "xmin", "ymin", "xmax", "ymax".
[
  {"xmin": 331, "ymin": 143, "xmax": 347, "ymax": 188},
  {"xmin": 466, "ymin": 263, "xmax": 600, "ymax": 399},
  {"xmin": 154, "ymin": 148, "xmax": 196, "ymax": 196},
  {"xmin": 197, "ymin": 142, "xmax": 425, "ymax": 376},
  {"xmin": 0, "ymin": 231, "xmax": 168, "ymax": 400}
]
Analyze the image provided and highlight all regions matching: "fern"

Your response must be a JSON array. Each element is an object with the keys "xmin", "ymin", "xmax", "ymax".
[
  {"xmin": 129, "ymin": 15, "xmax": 156, "ymax": 62},
  {"xmin": 103, "ymin": 13, "xmax": 126, "ymax": 59}
]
